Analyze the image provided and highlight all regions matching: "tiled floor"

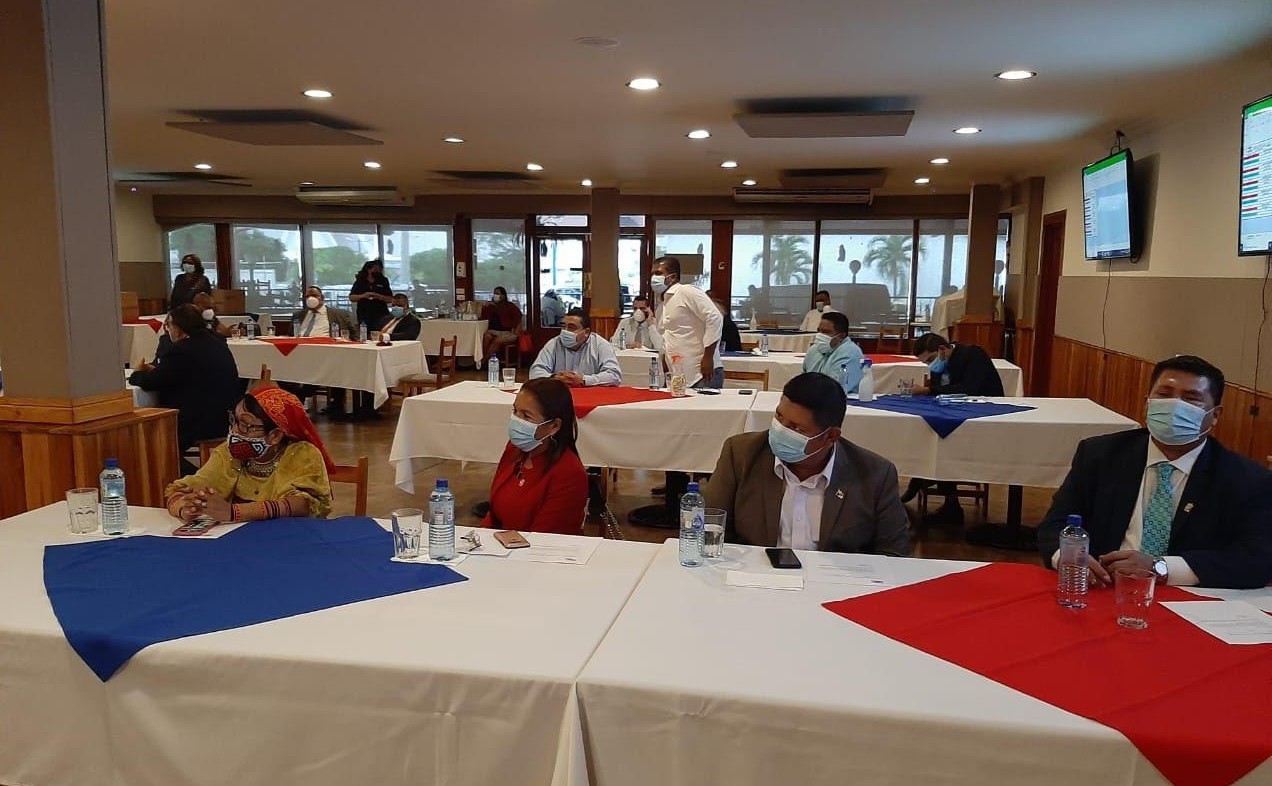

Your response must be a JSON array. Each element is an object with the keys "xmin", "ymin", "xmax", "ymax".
[{"xmin": 315, "ymin": 370, "xmax": 1049, "ymax": 566}]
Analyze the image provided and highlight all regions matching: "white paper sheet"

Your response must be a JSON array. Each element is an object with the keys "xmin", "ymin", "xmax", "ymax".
[
  {"xmin": 1161, "ymin": 600, "xmax": 1272, "ymax": 645},
  {"xmin": 802, "ymin": 553, "xmax": 896, "ymax": 586},
  {"xmin": 725, "ymin": 570, "xmax": 804, "ymax": 590},
  {"xmin": 507, "ymin": 534, "xmax": 601, "ymax": 565}
]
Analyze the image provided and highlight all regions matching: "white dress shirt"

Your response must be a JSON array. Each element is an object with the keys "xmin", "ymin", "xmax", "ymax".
[
  {"xmin": 610, "ymin": 315, "xmax": 657, "ymax": 349},
  {"xmin": 773, "ymin": 447, "xmax": 837, "ymax": 551},
  {"xmin": 1120, "ymin": 439, "xmax": 1205, "ymax": 586},
  {"xmin": 528, "ymin": 334, "xmax": 623, "ymax": 386},
  {"xmin": 299, "ymin": 306, "xmax": 331, "ymax": 338},
  {"xmin": 800, "ymin": 306, "xmax": 836, "ymax": 332},
  {"xmin": 655, "ymin": 283, "xmax": 723, "ymax": 387}
]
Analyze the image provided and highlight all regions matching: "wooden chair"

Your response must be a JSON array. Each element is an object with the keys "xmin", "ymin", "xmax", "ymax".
[
  {"xmin": 877, "ymin": 324, "xmax": 908, "ymax": 353},
  {"xmin": 724, "ymin": 369, "xmax": 770, "ymax": 391},
  {"xmin": 755, "ymin": 319, "xmax": 780, "ymax": 329},
  {"xmin": 329, "ymin": 456, "xmax": 370, "ymax": 517},
  {"xmin": 918, "ymin": 482, "xmax": 989, "ymax": 519},
  {"xmin": 399, "ymin": 336, "xmax": 457, "ymax": 397},
  {"xmin": 740, "ymin": 340, "xmax": 759, "ymax": 352},
  {"xmin": 502, "ymin": 340, "xmax": 522, "ymax": 370}
]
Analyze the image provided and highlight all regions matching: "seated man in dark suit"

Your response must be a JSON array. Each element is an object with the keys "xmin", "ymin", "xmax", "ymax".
[
  {"xmin": 704, "ymin": 372, "xmax": 911, "ymax": 556},
  {"xmin": 129, "ymin": 305, "xmax": 244, "ymax": 473},
  {"xmin": 1038, "ymin": 355, "xmax": 1272, "ymax": 589},
  {"xmin": 377, "ymin": 293, "xmax": 422, "ymax": 341},
  {"xmin": 906, "ymin": 331, "xmax": 1007, "ymax": 526}
]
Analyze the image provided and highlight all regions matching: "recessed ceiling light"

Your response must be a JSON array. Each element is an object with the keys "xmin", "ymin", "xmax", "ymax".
[
  {"xmin": 193, "ymin": 163, "xmax": 212, "ymax": 170},
  {"xmin": 930, "ymin": 157, "xmax": 950, "ymax": 165},
  {"xmin": 720, "ymin": 160, "xmax": 738, "ymax": 169},
  {"xmin": 741, "ymin": 179, "xmax": 757, "ymax": 186},
  {"xmin": 443, "ymin": 136, "xmax": 464, "ymax": 144},
  {"xmin": 995, "ymin": 70, "xmax": 1036, "ymax": 81},
  {"xmin": 953, "ymin": 127, "xmax": 981, "ymax": 135},
  {"xmin": 914, "ymin": 177, "xmax": 931, "ymax": 185},
  {"xmin": 303, "ymin": 88, "xmax": 333, "ymax": 99},
  {"xmin": 526, "ymin": 162, "xmax": 544, "ymax": 171},
  {"xmin": 363, "ymin": 161, "xmax": 381, "ymax": 169},
  {"xmin": 581, "ymin": 179, "xmax": 593, "ymax": 187},
  {"xmin": 626, "ymin": 77, "xmax": 660, "ymax": 91},
  {"xmin": 575, "ymin": 36, "xmax": 619, "ymax": 48},
  {"xmin": 299, "ymin": 181, "xmax": 314, "ymax": 186},
  {"xmin": 129, "ymin": 187, "xmax": 138, "ymax": 192},
  {"xmin": 687, "ymin": 129, "xmax": 711, "ymax": 139}
]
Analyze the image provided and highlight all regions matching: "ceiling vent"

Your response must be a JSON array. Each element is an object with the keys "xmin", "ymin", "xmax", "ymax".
[
  {"xmin": 734, "ymin": 96, "xmax": 914, "ymax": 139},
  {"xmin": 295, "ymin": 186, "xmax": 412, "ymax": 206},
  {"xmin": 733, "ymin": 188, "xmax": 873, "ymax": 204},
  {"xmin": 168, "ymin": 109, "xmax": 382, "ymax": 146},
  {"xmin": 114, "ymin": 170, "xmax": 249, "ymax": 187},
  {"xmin": 427, "ymin": 170, "xmax": 544, "ymax": 191},
  {"xmin": 780, "ymin": 168, "xmax": 888, "ymax": 189}
]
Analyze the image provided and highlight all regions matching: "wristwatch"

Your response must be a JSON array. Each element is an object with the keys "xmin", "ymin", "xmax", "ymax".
[{"xmin": 1152, "ymin": 557, "xmax": 1169, "ymax": 583}]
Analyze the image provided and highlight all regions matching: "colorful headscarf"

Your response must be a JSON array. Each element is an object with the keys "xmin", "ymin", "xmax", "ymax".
[{"xmin": 247, "ymin": 387, "xmax": 336, "ymax": 472}]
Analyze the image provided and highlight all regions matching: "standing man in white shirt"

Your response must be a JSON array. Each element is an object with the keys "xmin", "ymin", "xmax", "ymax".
[
  {"xmin": 651, "ymin": 256, "xmax": 723, "ymax": 389},
  {"xmin": 799, "ymin": 290, "xmax": 837, "ymax": 332},
  {"xmin": 610, "ymin": 296, "xmax": 658, "ymax": 349}
]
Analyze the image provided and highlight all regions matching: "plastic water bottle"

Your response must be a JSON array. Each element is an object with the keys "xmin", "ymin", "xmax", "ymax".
[
  {"xmin": 428, "ymin": 479, "xmax": 456, "ymax": 561},
  {"xmin": 487, "ymin": 355, "xmax": 500, "ymax": 387},
  {"xmin": 648, "ymin": 357, "xmax": 661, "ymax": 389},
  {"xmin": 99, "ymin": 458, "xmax": 129, "ymax": 536},
  {"xmin": 759, "ymin": 332, "xmax": 770, "ymax": 356},
  {"xmin": 1057, "ymin": 514, "xmax": 1089, "ymax": 609},
  {"xmin": 679, "ymin": 481, "xmax": 705, "ymax": 567},
  {"xmin": 245, "ymin": 320, "xmax": 256, "ymax": 340},
  {"xmin": 291, "ymin": 317, "xmax": 300, "ymax": 336},
  {"xmin": 329, "ymin": 321, "xmax": 340, "ymax": 339},
  {"xmin": 840, "ymin": 362, "xmax": 854, "ymax": 397},
  {"xmin": 858, "ymin": 358, "xmax": 875, "ymax": 402},
  {"xmin": 618, "ymin": 327, "xmax": 628, "ymax": 348},
  {"xmin": 359, "ymin": 322, "xmax": 368, "ymax": 343}
]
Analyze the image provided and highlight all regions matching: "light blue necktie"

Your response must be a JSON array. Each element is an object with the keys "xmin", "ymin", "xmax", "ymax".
[{"xmin": 1141, "ymin": 462, "xmax": 1175, "ymax": 557}]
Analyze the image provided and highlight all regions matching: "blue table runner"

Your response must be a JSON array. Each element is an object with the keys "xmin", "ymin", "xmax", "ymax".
[{"xmin": 847, "ymin": 395, "xmax": 1034, "ymax": 438}]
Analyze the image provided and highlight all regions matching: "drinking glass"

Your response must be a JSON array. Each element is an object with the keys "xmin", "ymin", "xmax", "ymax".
[
  {"xmin": 501, "ymin": 368, "xmax": 517, "ymax": 388},
  {"xmin": 702, "ymin": 508, "xmax": 727, "ymax": 558},
  {"xmin": 370, "ymin": 330, "xmax": 382, "ymax": 343},
  {"xmin": 66, "ymin": 488, "xmax": 100, "ymax": 534},
  {"xmin": 391, "ymin": 508, "xmax": 424, "ymax": 559},
  {"xmin": 1115, "ymin": 567, "xmax": 1156, "ymax": 629},
  {"xmin": 898, "ymin": 378, "xmax": 915, "ymax": 397}
]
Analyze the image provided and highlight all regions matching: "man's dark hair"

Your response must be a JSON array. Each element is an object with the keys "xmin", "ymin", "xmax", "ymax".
[
  {"xmin": 821, "ymin": 311, "xmax": 851, "ymax": 335},
  {"xmin": 1152, "ymin": 355, "xmax": 1225, "ymax": 405},
  {"xmin": 633, "ymin": 296, "xmax": 648, "ymax": 305},
  {"xmin": 783, "ymin": 372, "xmax": 847, "ymax": 430},
  {"xmin": 912, "ymin": 332, "xmax": 951, "ymax": 355},
  {"xmin": 565, "ymin": 307, "xmax": 591, "ymax": 329},
  {"xmin": 654, "ymin": 255, "xmax": 681, "ymax": 277},
  {"xmin": 169, "ymin": 304, "xmax": 207, "ymax": 334},
  {"xmin": 393, "ymin": 292, "xmax": 410, "ymax": 304},
  {"xmin": 816, "ymin": 289, "xmax": 831, "ymax": 299}
]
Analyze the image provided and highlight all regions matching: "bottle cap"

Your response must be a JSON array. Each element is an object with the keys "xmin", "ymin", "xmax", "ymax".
[
  {"xmin": 436, "ymin": 478, "xmax": 449, "ymax": 489},
  {"xmin": 686, "ymin": 482, "xmax": 700, "ymax": 493},
  {"xmin": 104, "ymin": 458, "xmax": 119, "ymax": 469},
  {"xmin": 1066, "ymin": 514, "xmax": 1083, "ymax": 526}
]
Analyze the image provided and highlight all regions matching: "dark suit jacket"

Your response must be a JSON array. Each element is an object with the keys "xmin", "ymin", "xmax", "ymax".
[
  {"xmin": 1038, "ymin": 428, "xmax": 1272, "ymax": 589},
  {"xmin": 128, "ymin": 332, "xmax": 244, "ymax": 450},
  {"xmin": 704, "ymin": 431, "xmax": 911, "ymax": 556},
  {"xmin": 721, "ymin": 314, "xmax": 742, "ymax": 352},
  {"xmin": 377, "ymin": 313, "xmax": 422, "ymax": 341},
  {"xmin": 931, "ymin": 343, "xmax": 1004, "ymax": 396}
]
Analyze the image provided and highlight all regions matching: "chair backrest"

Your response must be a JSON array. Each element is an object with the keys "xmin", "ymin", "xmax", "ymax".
[
  {"xmin": 877, "ymin": 324, "xmax": 906, "ymax": 351},
  {"xmin": 724, "ymin": 369, "xmax": 770, "ymax": 391},
  {"xmin": 740, "ymin": 340, "xmax": 759, "ymax": 352},
  {"xmin": 755, "ymin": 319, "xmax": 780, "ymax": 329},
  {"xmin": 328, "ymin": 456, "xmax": 370, "ymax": 517},
  {"xmin": 435, "ymin": 336, "xmax": 458, "ymax": 387}
]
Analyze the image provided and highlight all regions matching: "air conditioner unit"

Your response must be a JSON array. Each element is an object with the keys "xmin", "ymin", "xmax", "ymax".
[
  {"xmin": 295, "ymin": 186, "xmax": 413, "ymax": 206},
  {"xmin": 732, "ymin": 187, "xmax": 873, "ymax": 204}
]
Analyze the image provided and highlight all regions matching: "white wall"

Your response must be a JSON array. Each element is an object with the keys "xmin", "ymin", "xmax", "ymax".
[{"xmin": 113, "ymin": 187, "xmax": 167, "ymax": 298}]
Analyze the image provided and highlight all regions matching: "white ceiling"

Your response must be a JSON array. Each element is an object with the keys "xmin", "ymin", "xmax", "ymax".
[{"xmin": 103, "ymin": 0, "xmax": 1272, "ymax": 196}]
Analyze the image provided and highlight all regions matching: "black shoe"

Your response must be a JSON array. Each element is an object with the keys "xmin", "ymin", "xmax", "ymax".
[
  {"xmin": 922, "ymin": 504, "xmax": 965, "ymax": 529},
  {"xmin": 650, "ymin": 485, "xmax": 666, "ymax": 496},
  {"xmin": 471, "ymin": 501, "xmax": 491, "ymax": 518}
]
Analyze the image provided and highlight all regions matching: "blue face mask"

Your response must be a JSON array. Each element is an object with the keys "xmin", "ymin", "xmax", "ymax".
[
  {"xmin": 389, "ymin": 306, "xmax": 405, "ymax": 318},
  {"xmin": 928, "ymin": 354, "xmax": 948, "ymax": 374},
  {"xmin": 1146, "ymin": 397, "xmax": 1213, "ymax": 446},
  {"xmin": 768, "ymin": 418, "xmax": 829, "ymax": 465},
  {"xmin": 508, "ymin": 414, "xmax": 546, "ymax": 452},
  {"xmin": 559, "ymin": 329, "xmax": 583, "ymax": 349}
]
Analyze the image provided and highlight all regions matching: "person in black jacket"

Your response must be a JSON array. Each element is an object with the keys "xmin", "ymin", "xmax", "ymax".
[
  {"xmin": 376, "ymin": 293, "xmax": 422, "ymax": 341},
  {"xmin": 1038, "ymin": 355, "xmax": 1272, "ymax": 590},
  {"xmin": 129, "ymin": 305, "xmax": 244, "ymax": 472},
  {"xmin": 348, "ymin": 259, "xmax": 393, "ymax": 330},
  {"xmin": 169, "ymin": 254, "xmax": 213, "ymax": 308},
  {"xmin": 713, "ymin": 298, "xmax": 743, "ymax": 352},
  {"xmin": 912, "ymin": 332, "xmax": 1004, "ymax": 396}
]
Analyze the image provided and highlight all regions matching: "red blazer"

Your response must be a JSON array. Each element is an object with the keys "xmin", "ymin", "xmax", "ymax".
[{"xmin": 482, "ymin": 443, "xmax": 588, "ymax": 535}]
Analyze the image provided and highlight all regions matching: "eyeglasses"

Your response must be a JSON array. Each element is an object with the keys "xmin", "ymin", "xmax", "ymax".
[{"xmin": 227, "ymin": 412, "xmax": 269, "ymax": 436}]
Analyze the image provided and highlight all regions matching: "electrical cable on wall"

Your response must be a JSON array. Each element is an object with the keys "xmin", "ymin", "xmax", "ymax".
[{"xmin": 1254, "ymin": 253, "xmax": 1270, "ymax": 397}]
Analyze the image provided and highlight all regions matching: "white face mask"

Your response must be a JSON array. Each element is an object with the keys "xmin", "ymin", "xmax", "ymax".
[
  {"xmin": 820, "ymin": 303, "xmax": 831, "ymax": 312},
  {"xmin": 650, "ymin": 275, "xmax": 668, "ymax": 294},
  {"xmin": 201, "ymin": 308, "xmax": 215, "ymax": 322},
  {"xmin": 633, "ymin": 309, "xmax": 647, "ymax": 324},
  {"xmin": 305, "ymin": 296, "xmax": 321, "ymax": 310},
  {"xmin": 181, "ymin": 263, "xmax": 196, "ymax": 275}
]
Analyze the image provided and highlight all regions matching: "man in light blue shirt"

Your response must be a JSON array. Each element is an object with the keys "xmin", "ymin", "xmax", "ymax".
[
  {"xmin": 802, "ymin": 311, "xmax": 864, "ymax": 392},
  {"xmin": 530, "ymin": 308, "xmax": 622, "ymax": 387}
]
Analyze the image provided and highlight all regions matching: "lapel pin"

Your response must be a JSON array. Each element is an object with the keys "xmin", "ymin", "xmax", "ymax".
[
  {"xmin": 835, "ymin": 489, "xmax": 845, "ymax": 500},
  {"xmin": 1183, "ymin": 502, "xmax": 1194, "ymax": 514}
]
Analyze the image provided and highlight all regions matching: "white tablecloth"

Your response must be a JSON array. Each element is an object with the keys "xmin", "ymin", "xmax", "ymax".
[
  {"xmin": 748, "ymin": 394, "xmax": 1136, "ymax": 488},
  {"xmin": 126, "ymin": 371, "xmax": 157, "ymax": 407},
  {"xmin": 738, "ymin": 331, "xmax": 817, "ymax": 353},
  {"xmin": 0, "ymin": 503, "xmax": 657, "ymax": 786},
  {"xmin": 121, "ymin": 322, "xmax": 162, "ymax": 368},
  {"xmin": 615, "ymin": 349, "xmax": 1023, "ymax": 395},
  {"xmin": 419, "ymin": 319, "xmax": 487, "ymax": 363},
  {"xmin": 390, "ymin": 381, "xmax": 757, "ymax": 492},
  {"xmin": 577, "ymin": 540, "xmax": 1237, "ymax": 786},
  {"xmin": 226, "ymin": 338, "xmax": 428, "ymax": 408}
]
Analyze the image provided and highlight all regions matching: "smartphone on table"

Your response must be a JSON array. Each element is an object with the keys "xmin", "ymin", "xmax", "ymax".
[
  {"xmin": 765, "ymin": 547, "xmax": 802, "ymax": 570},
  {"xmin": 494, "ymin": 530, "xmax": 531, "ymax": 549}
]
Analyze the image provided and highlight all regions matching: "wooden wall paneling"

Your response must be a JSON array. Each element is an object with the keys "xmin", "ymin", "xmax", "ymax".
[
  {"xmin": 0, "ymin": 429, "xmax": 28, "ymax": 519},
  {"xmin": 950, "ymin": 318, "xmax": 1005, "ymax": 358},
  {"xmin": 591, "ymin": 317, "xmax": 620, "ymax": 343}
]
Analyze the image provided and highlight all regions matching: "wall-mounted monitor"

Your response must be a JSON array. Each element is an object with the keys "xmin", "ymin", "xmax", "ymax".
[
  {"xmin": 1239, "ymin": 93, "xmax": 1272, "ymax": 256},
  {"xmin": 1082, "ymin": 149, "xmax": 1136, "ymax": 260}
]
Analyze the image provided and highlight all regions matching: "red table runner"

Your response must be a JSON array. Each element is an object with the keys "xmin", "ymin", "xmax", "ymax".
[
  {"xmin": 257, "ymin": 337, "xmax": 340, "ymax": 357},
  {"xmin": 824, "ymin": 563, "xmax": 1272, "ymax": 786},
  {"xmin": 501, "ymin": 385, "xmax": 674, "ymax": 418},
  {"xmin": 866, "ymin": 353, "xmax": 918, "ymax": 365},
  {"xmin": 125, "ymin": 318, "xmax": 163, "ymax": 333}
]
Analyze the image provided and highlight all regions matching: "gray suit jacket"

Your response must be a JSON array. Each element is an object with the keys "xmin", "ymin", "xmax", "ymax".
[
  {"xmin": 704, "ymin": 431, "xmax": 912, "ymax": 556},
  {"xmin": 291, "ymin": 306, "xmax": 355, "ymax": 336}
]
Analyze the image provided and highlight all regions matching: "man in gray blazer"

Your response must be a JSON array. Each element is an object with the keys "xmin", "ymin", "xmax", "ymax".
[{"xmin": 705, "ymin": 372, "xmax": 911, "ymax": 556}]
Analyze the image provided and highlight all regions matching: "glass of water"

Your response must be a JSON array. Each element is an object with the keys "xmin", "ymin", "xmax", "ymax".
[
  {"xmin": 702, "ymin": 508, "xmax": 727, "ymax": 558},
  {"xmin": 898, "ymin": 378, "xmax": 915, "ymax": 397},
  {"xmin": 1115, "ymin": 567, "xmax": 1156, "ymax": 629},
  {"xmin": 501, "ymin": 367, "xmax": 517, "ymax": 388},
  {"xmin": 66, "ymin": 488, "xmax": 100, "ymax": 534},
  {"xmin": 391, "ymin": 508, "xmax": 424, "ymax": 559}
]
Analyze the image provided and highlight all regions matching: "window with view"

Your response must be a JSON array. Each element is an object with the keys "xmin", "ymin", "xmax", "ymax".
[
  {"xmin": 472, "ymin": 218, "xmax": 528, "ymax": 322},
  {"xmin": 915, "ymin": 218, "xmax": 1010, "ymax": 329},
  {"xmin": 165, "ymin": 224, "xmax": 218, "ymax": 291},
  {"xmin": 731, "ymin": 219, "xmax": 816, "ymax": 327},
  {"xmin": 232, "ymin": 224, "xmax": 302, "ymax": 317},
  {"xmin": 818, "ymin": 220, "xmax": 914, "ymax": 327},
  {"xmin": 306, "ymin": 224, "xmax": 379, "ymax": 314},
  {"xmin": 382, "ymin": 225, "xmax": 453, "ymax": 313},
  {"xmin": 654, "ymin": 219, "xmax": 712, "ymax": 294}
]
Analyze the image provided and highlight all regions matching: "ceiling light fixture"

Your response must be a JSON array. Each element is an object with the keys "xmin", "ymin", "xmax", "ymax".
[
  {"xmin": 687, "ymin": 129, "xmax": 711, "ymax": 139},
  {"xmin": 626, "ymin": 77, "xmax": 660, "ymax": 91},
  {"xmin": 129, "ymin": 187, "xmax": 138, "ymax": 192},
  {"xmin": 575, "ymin": 36, "xmax": 619, "ymax": 48},
  {"xmin": 741, "ymin": 179, "xmax": 757, "ymax": 186},
  {"xmin": 443, "ymin": 136, "xmax": 464, "ymax": 144},
  {"xmin": 720, "ymin": 160, "xmax": 738, "ymax": 169},
  {"xmin": 363, "ymin": 161, "xmax": 381, "ymax": 169},
  {"xmin": 953, "ymin": 127, "xmax": 981, "ymax": 135},
  {"xmin": 914, "ymin": 177, "xmax": 931, "ymax": 185},
  {"xmin": 303, "ymin": 88, "xmax": 333, "ymax": 99},
  {"xmin": 193, "ymin": 163, "xmax": 212, "ymax": 170},
  {"xmin": 930, "ymin": 157, "xmax": 950, "ymax": 165},
  {"xmin": 581, "ymin": 179, "xmax": 593, "ymax": 187},
  {"xmin": 995, "ymin": 69, "xmax": 1036, "ymax": 81},
  {"xmin": 526, "ymin": 162, "xmax": 544, "ymax": 171}
]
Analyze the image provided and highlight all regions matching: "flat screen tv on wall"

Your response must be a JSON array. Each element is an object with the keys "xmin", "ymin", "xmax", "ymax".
[
  {"xmin": 1239, "ymin": 93, "xmax": 1272, "ymax": 256},
  {"xmin": 1082, "ymin": 148, "xmax": 1136, "ymax": 260}
]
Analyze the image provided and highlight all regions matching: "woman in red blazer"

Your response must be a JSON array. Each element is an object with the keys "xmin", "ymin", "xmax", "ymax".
[{"xmin": 483, "ymin": 377, "xmax": 589, "ymax": 534}]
